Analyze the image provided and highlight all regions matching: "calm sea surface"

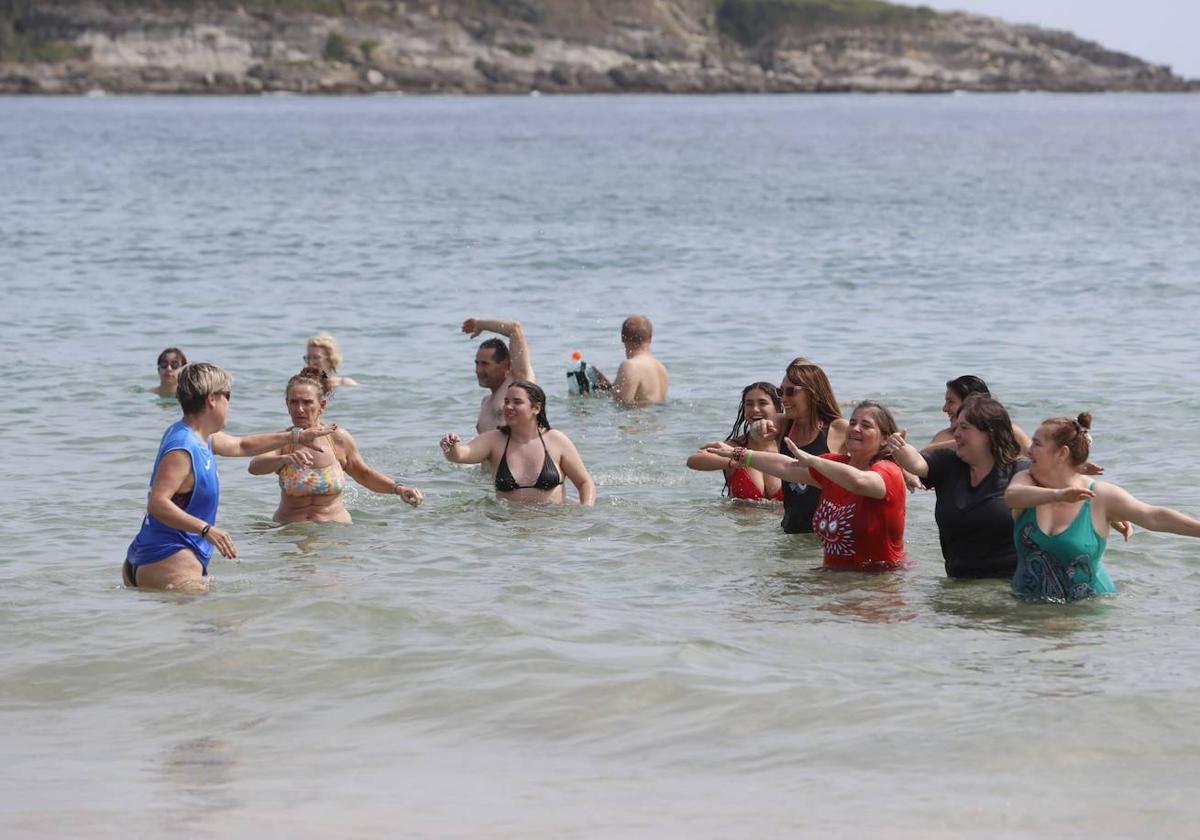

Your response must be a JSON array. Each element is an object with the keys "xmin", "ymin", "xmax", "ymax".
[{"xmin": 2, "ymin": 93, "xmax": 1200, "ymax": 838}]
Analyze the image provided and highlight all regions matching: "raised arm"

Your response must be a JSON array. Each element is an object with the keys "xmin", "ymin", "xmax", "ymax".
[
  {"xmin": 1004, "ymin": 470, "xmax": 1094, "ymax": 512},
  {"xmin": 462, "ymin": 318, "xmax": 534, "ymax": 382},
  {"xmin": 440, "ymin": 430, "xmax": 497, "ymax": 466},
  {"xmin": 337, "ymin": 429, "xmax": 423, "ymax": 507},
  {"xmin": 883, "ymin": 431, "xmax": 930, "ymax": 478},
  {"xmin": 553, "ymin": 432, "xmax": 596, "ymax": 506},
  {"xmin": 1097, "ymin": 483, "xmax": 1200, "ymax": 537},
  {"xmin": 213, "ymin": 425, "xmax": 335, "ymax": 458}
]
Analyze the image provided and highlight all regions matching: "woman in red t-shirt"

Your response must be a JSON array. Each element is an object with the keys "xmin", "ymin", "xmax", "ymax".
[{"xmin": 706, "ymin": 401, "xmax": 908, "ymax": 570}]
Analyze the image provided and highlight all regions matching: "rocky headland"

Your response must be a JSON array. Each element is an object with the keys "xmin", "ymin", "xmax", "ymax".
[{"xmin": 1, "ymin": 0, "xmax": 1195, "ymax": 95}]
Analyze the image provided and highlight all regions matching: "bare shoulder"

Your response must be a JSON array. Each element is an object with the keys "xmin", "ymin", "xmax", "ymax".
[
  {"xmin": 830, "ymin": 417, "xmax": 850, "ymax": 432},
  {"xmin": 331, "ymin": 426, "xmax": 357, "ymax": 448},
  {"xmin": 544, "ymin": 428, "xmax": 577, "ymax": 449}
]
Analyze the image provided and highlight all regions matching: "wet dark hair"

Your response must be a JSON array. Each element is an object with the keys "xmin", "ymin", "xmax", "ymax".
[
  {"xmin": 480, "ymin": 337, "xmax": 509, "ymax": 363},
  {"xmin": 725, "ymin": 382, "xmax": 782, "ymax": 446},
  {"xmin": 287, "ymin": 366, "xmax": 331, "ymax": 399},
  {"xmin": 157, "ymin": 347, "xmax": 187, "ymax": 366},
  {"xmin": 946, "ymin": 375, "xmax": 991, "ymax": 401},
  {"xmin": 721, "ymin": 382, "xmax": 782, "ymax": 498},
  {"xmin": 500, "ymin": 379, "xmax": 550, "ymax": 433},
  {"xmin": 1042, "ymin": 412, "xmax": 1093, "ymax": 466},
  {"xmin": 852, "ymin": 400, "xmax": 899, "ymax": 464},
  {"xmin": 956, "ymin": 395, "xmax": 1022, "ymax": 468}
]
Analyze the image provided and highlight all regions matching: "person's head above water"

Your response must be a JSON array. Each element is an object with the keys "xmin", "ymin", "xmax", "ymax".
[
  {"xmin": 156, "ymin": 347, "xmax": 187, "ymax": 387},
  {"xmin": 620, "ymin": 315, "xmax": 653, "ymax": 349},
  {"xmin": 305, "ymin": 332, "xmax": 343, "ymax": 373},
  {"xmin": 727, "ymin": 381, "xmax": 782, "ymax": 444},
  {"xmin": 954, "ymin": 395, "xmax": 1022, "ymax": 469},
  {"xmin": 285, "ymin": 368, "xmax": 330, "ymax": 429},
  {"xmin": 942, "ymin": 375, "xmax": 991, "ymax": 421},
  {"xmin": 475, "ymin": 337, "xmax": 511, "ymax": 390},
  {"xmin": 175, "ymin": 362, "xmax": 232, "ymax": 417},
  {"xmin": 500, "ymin": 379, "xmax": 550, "ymax": 433},
  {"xmin": 1029, "ymin": 412, "xmax": 1093, "ymax": 480},
  {"xmin": 847, "ymin": 400, "xmax": 899, "ymax": 465},
  {"xmin": 780, "ymin": 357, "xmax": 842, "ymax": 426}
]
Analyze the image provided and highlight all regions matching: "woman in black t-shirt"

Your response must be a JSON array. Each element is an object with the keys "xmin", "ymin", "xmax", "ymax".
[{"xmin": 887, "ymin": 396, "xmax": 1029, "ymax": 578}]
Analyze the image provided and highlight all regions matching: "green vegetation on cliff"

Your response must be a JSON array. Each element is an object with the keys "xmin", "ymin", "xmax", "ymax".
[{"xmin": 715, "ymin": 0, "xmax": 935, "ymax": 46}]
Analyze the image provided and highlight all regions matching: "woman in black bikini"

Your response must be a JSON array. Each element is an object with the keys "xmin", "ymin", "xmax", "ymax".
[{"xmin": 440, "ymin": 380, "xmax": 596, "ymax": 506}]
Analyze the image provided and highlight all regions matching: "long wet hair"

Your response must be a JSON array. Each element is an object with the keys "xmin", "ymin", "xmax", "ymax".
[
  {"xmin": 500, "ymin": 379, "xmax": 551, "ymax": 434},
  {"xmin": 783, "ymin": 358, "xmax": 842, "ymax": 430},
  {"xmin": 1041, "ymin": 411, "xmax": 1093, "ymax": 466},
  {"xmin": 725, "ymin": 382, "xmax": 782, "ymax": 445},
  {"xmin": 956, "ymin": 395, "xmax": 1022, "ymax": 468}
]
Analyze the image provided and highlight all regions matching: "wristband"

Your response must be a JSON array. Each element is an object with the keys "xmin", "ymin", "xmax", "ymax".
[
  {"xmin": 291, "ymin": 427, "xmax": 300, "ymax": 447},
  {"xmin": 393, "ymin": 482, "xmax": 403, "ymax": 495},
  {"xmin": 200, "ymin": 524, "xmax": 212, "ymax": 538},
  {"xmin": 744, "ymin": 450, "xmax": 754, "ymax": 469}
]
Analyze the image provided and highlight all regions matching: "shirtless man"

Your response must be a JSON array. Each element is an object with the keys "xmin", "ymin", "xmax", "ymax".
[
  {"xmin": 463, "ymin": 317, "xmax": 535, "ymax": 433},
  {"xmin": 605, "ymin": 315, "xmax": 668, "ymax": 406}
]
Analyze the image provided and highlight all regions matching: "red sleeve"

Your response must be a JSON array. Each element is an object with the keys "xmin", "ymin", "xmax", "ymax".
[
  {"xmin": 808, "ymin": 453, "xmax": 848, "ymax": 490},
  {"xmin": 871, "ymin": 460, "xmax": 906, "ymax": 505}
]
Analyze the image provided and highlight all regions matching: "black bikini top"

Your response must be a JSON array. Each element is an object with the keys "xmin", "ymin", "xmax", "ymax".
[{"xmin": 494, "ymin": 429, "xmax": 563, "ymax": 493}]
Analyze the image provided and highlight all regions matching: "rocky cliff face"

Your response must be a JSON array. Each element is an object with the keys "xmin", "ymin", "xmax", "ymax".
[{"xmin": 1, "ymin": 0, "xmax": 1193, "ymax": 94}]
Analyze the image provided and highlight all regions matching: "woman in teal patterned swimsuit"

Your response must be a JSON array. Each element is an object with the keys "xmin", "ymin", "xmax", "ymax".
[{"xmin": 1005, "ymin": 412, "xmax": 1200, "ymax": 602}]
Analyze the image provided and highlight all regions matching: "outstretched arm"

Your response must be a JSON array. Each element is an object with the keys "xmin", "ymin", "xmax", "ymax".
[
  {"xmin": 213, "ymin": 425, "xmax": 335, "ymax": 458},
  {"xmin": 440, "ymin": 431, "xmax": 496, "ymax": 466},
  {"xmin": 703, "ymin": 440, "xmax": 814, "ymax": 485},
  {"xmin": 339, "ymin": 430, "xmax": 423, "ymax": 507},
  {"xmin": 1099, "ymin": 483, "xmax": 1200, "ymax": 537},
  {"xmin": 687, "ymin": 449, "xmax": 732, "ymax": 472},
  {"xmin": 462, "ymin": 318, "xmax": 534, "ymax": 382},
  {"xmin": 883, "ymin": 431, "xmax": 930, "ymax": 478},
  {"xmin": 1004, "ymin": 470, "xmax": 1094, "ymax": 512},
  {"xmin": 803, "ymin": 451, "xmax": 887, "ymax": 499}
]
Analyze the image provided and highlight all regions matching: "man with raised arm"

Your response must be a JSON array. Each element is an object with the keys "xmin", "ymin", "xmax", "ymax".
[
  {"xmin": 604, "ymin": 315, "xmax": 669, "ymax": 406},
  {"xmin": 462, "ymin": 317, "xmax": 536, "ymax": 433}
]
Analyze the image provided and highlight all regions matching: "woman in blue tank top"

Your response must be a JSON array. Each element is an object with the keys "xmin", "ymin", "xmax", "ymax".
[
  {"xmin": 125, "ymin": 363, "xmax": 336, "ymax": 593},
  {"xmin": 1005, "ymin": 411, "xmax": 1200, "ymax": 602}
]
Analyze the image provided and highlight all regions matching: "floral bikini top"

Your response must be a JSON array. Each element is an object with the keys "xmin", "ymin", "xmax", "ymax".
[{"xmin": 278, "ymin": 450, "xmax": 346, "ymax": 497}]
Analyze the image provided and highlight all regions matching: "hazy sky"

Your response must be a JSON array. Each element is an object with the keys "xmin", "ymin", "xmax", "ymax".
[{"xmin": 923, "ymin": 1, "xmax": 1199, "ymax": 80}]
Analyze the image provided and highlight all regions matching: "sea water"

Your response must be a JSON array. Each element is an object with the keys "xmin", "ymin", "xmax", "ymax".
[{"xmin": 1, "ymin": 93, "xmax": 1199, "ymax": 838}]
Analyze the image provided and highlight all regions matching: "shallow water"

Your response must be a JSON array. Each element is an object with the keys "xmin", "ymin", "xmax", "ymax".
[{"xmin": 2, "ymin": 93, "xmax": 1200, "ymax": 838}]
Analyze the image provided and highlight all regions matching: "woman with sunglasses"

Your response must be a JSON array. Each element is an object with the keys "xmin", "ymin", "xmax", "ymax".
[
  {"xmin": 149, "ymin": 347, "xmax": 187, "ymax": 396},
  {"xmin": 687, "ymin": 382, "xmax": 785, "ymax": 502},
  {"xmin": 248, "ymin": 368, "xmax": 424, "ymax": 522},
  {"xmin": 706, "ymin": 400, "xmax": 907, "ymax": 570},
  {"xmin": 304, "ymin": 332, "xmax": 358, "ymax": 390},
  {"xmin": 771, "ymin": 358, "xmax": 848, "ymax": 532},
  {"xmin": 125, "ymin": 363, "xmax": 337, "ymax": 593}
]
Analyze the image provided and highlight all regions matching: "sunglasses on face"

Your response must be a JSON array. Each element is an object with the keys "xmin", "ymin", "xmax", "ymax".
[
  {"xmin": 781, "ymin": 385, "xmax": 805, "ymax": 398},
  {"xmin": 158, "ymin": 360, "xmax": 183, "ymax": 370},
  {"xmin": 218, "ymin": 391, "xmax": 231, "ymax": 402},
  {"xmin": 303, "ymin": 354, "xmax": 326, "ymax": 364}
]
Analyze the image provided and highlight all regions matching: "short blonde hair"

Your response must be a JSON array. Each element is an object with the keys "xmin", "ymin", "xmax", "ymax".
[
  {"xmin": 306, "ymin": 332, "xmax": 343, "ymax": 370},
  {"xmin": 176, "ymin": 363, "xmax": 233, "ymax": 415}
]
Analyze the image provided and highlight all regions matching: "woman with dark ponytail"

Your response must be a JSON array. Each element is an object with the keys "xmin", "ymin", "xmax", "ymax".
[
  {"xmin": 440, "ymin": 380, "xmax": 596, "ymax": 505},
  {"xmin": 1005, "ymin": 411, "xmax": 1200, "ymax": 601},
  {"xmin": 686, "ymin": 382, "xmax": 784, "ymax": 502}
]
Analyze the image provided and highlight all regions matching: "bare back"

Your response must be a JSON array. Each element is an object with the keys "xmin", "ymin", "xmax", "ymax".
[{"xmin": 614, "ymin": 354, "xmax": 669, "ymax": 405}]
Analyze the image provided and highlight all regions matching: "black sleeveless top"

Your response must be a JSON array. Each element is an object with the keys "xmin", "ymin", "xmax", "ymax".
[
  {"xmin": 494, "ymin": 429, "xmax": 563, "ymax": 492},
  {"xmin": 779, "ymin": 420, "xmax": 830, "ymax": 534}
]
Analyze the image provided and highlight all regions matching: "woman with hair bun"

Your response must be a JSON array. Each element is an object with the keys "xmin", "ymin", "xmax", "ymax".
[
  {"xmin": 706, "ymin": 400, "xmax": 907, "ymax": 571},
  {"xmin": 248, "ymin": 368, "xmax": 423, "ymax": 523},
  {"xmin": 1005, "ymin": 412, "xmax": 1200, "ymax": 602},
  {"xmin": 686, "ymin": 382, "xmax": 785, "ymax": 502},
  {"xmin": 440, "ymin": 379, "xmax": 596, "ymax": 506}
]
